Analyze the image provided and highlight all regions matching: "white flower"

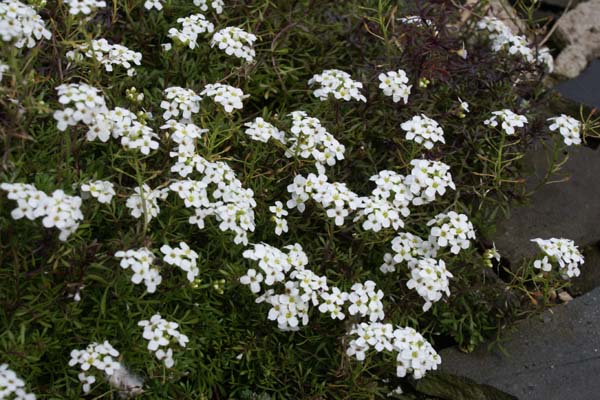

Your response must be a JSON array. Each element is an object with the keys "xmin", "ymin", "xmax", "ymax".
[
  {"xmin": 0, "ymin": 62, "xmax": 8, "ymax": 82},
  {"xmin": 548, "ymin": 114, "xmax": 581, "ymax": 146},
  {"xmin": 1, "ymin": 183, "xmax": 83, "ymax": 241},
  {"xmin": 240, "ymin": 268, "xmax": 263, "ymax": 293},
  {"xmin": 67, "ymin": 39, "xmax": 141, "ymax": 76},
  {"xmin": 427, "ymin": 211, "xmax": 476, "ymax": 254},
  {"xmin": 115, "ymin": 247, "xmax": 162, "ymax": 293},
  {"xmin": 406, "ymin": 258, "xmax": 452, "ymax": 312},
  {"xmin": 404, "ymin": 159, "xmax": 455, "ymax": 206},
  {"xmin": 269, "ymin": 201, "xmax": 289, "ymax": 236},
  {"xmin": 0, "ymin": 0, "xmax": 52, "ymax": 48},
  {"xmin": 308, "ymin": 69, "xmax": 366, "ymax": 102},
  {"xmin": 346, "ymin": 323, "xmax": 440, "ymax": 379},
  {"xmin": 161, "ymin": 87, "xmax": 202, "ymax": 121},
  {"xmin": 284, "ymin": 111, "xmax": 345, "ymax": 168},
  {"xmin": 400, "ymin": 114, "xmax": 445, "ymax": 149},
  {"xmin": 125, "ymin": 184, "xmax": 169, "ymax": 223},
  {"xmin": 458, "ymin": 97, "xmax": 469, "ymax": 113},
  {"xmin": 168, "ymin": 13, "xmax": 214, "ymax": 49},
  {"xmin": 81, "ymin": 180, "xmax": 115, "ymax": 204},
  {"xmin": 0, "ymin": 364, "xmax": 36, "ymax": 399},
  {"xmin": 484, "ymin": 109, "xmax": 527, "ymax": 135},
  {"xmin": 211, "ymin": 27, "xmax": 257, "ymax": 62},
  {"xmin": 378, "ymin": 70, "xmax": 411, "ymax": 104},
  {"xmin": 138, "ymin": 314, "xmax": 189, "ymax": 368},
  {"xmin": 531, "ymin": 237, "xmax": 584, "ymax": 278},
  {"xmin": 53, "ymin": 83, "xmax": 108, "ymax": 131},
  {"xmin": 69, "ymin": 342, "xmax": 122, "ymax": 395},
  {"xmin": 193, "ymin": 0, "xmax": 224, "ymax": 14},
  {"xmin": 243, "ymin": 117, "xmax": 286, "ymax": 143},
  {"xmin": 201, "ymin": 83, "xmax": 248, "ymax": 113},
  {"xmin": 160, "ymin": 242, "xmax": 200, "ymax": 282},
  {"xmin": 144, "ymin": 0, "xmax": 163, "ymax": 10},
  {"xmin": 64, "ymin": 0, "xmax": 106, "ymax": 15}
]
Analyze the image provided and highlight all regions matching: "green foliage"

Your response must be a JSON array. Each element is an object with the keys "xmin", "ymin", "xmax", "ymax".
[{"xmin": 0, "ymin": 0, "xmax": 578, "ymax": 398}]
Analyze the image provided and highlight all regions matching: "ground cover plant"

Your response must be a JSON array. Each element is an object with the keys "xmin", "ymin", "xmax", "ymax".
[{"xmin": 0, "ymin": 0, "xmax": 594, "ymax": 398}]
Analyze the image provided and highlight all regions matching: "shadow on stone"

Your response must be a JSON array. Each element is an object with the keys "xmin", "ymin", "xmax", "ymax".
[{"xmin": 413, "ymin": 372, "xmax": 517, "ymax": 400}]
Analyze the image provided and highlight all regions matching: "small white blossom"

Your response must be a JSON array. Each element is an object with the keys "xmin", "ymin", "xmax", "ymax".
[
  {"xmin": 0, "ymin": 0, "xmax": 51, "ymax": 48},
  {"xmin": 67, "ymin": 39, "xmax": 142, "ymax": 76},
  {"xmin": 81, "ymin": 180, "xmax": 115, "ymax": 204},
  {"xmin": 193, "ymin": 0, "xmax": 224, "ymax": 14},
  {"xmin": 378, "ymin": 69, "xmax": 411, "ymax": 104},
  {"xmin": 211, "ymin": 27, "xmax": 257, "ymax": 62},
  {"xmin": 406, "ymin": 258, "xmax": 452, "ymax": 312},
  {"xmin": 308, "ymin": 69, "xmax": 366, "ymax": 102},
  {"xmin": 427, "ymin": 211, "xmax": 476, "ymax": 254},
  {"xmin": 531, "ymin": 237, "xmax": 584, "ymax": 279},
  {"xmin": 160, "ymin": 87, "xmax": 202, "ymax": 121},
  {"xmin": 69, "ymin": 341, "xmax": 121, "ymax": 395},
  {"xmin": 160, "ymin": 242, "xmax": 200, "ymax": 282},
  {"xmin": 168, "ymin": 13, "xmax": 214, "ymax": 49},
  {"xmin": 126, "ymin": 184, "xmax": 169, "ymax": 223},
  {"xmin": 243, "ymin": 117, "xmax": 286, "ymax": 143},
  {"xmin": 269, "ymin": 201, "xmax": 289, "ymax": 236},
  {"xmin": 115, "ymin": 247, "xmax": 162, "ymax": 293},
  {"xmin": 484, "ymin": 109, "xmax": 527, "ymax": 135},
  {"xmin": 53, "ymin": 83, "xmax": 108, "ymax": 131},
  {"xmin": 64, "ymin": 0, "xmax": 106, "ymax": 15},
  {"xmin": 400, "ymin": 114, "xmax": 445, "ymax": 149},
  {"xmin": 201, "ymin": 83, "xmax": 248, "ymax": 113},
  {"xmin": 138, "ymin": 314, "xmax": 189, "ymax": 368},
  {"xmin": 0, "ymin": 364, "xmax": 36, "ymax": 400},
  {"xmin": 404, "ymin": 159, "xmax": 455, "ymax": 206},
  {"xmin": 548, "ymin": 114, "xmax": 581, "ymax": 146}
]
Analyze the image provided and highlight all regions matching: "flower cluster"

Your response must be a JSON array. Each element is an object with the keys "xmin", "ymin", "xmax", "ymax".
[
  {"xmin": 378, "ymin": 69, "xmax": 411, "ymax": 104},
  {"xmin": 407, "ymin": 258, "xmax": 452, "ymax": 311},
  {"xmin": 548, "ymin": 114, "xmax": 582, "ymax": 146},
  {"xmin": 69, "ymin": 341, "xmax": 121, "ymax": 394},
  {"xmin": 162, "ymin": 120, "xmax": 207, "ymax": 177},
  {"xmin": 67, "ymin": 39, "xmax": 142, "ymax": 76},
  {"xmin": 286, "ymin": 173, "xmax": 362, "ymax": 225},
  {"xmin": 201, "ymin": 83, "xmax": 248, "ymax": 113},
  {"xmin": 308, "ymin": 69, "xmax": 366, "ymax": 102},
  {"xmin": 285, "ymin": 111, "xmax": 345, "ymax": 168},
  {"xmin": 53, "ymin": 83, "xmax": 108, "ymax": 131},
  {"xmin": 531, "ymin": 237, "xmax": 584, "ymax": 278},
  {"xmin": 210, "ymin": 27, "xmax": 257, "ymax": 62},
  {"xmin": 193, "ymin": 0, "xmax": 224, "ymax": 14},
  {"xmin": 160, "ymin": 242, "xmax": 200, "ymax": 282},
  {"xmin": 64, "ymin": 0, "xmax": 106, "ymax": 15},
  {"xmin": 126, "ymin": 184, "xmax": 169, "ymax": 223},
  {"xmin": 0, "ymin": 0, "xmax": 51, "ymax": 48},
  {"xmin": 243, "ymin": 117, "xmax": 286, "ymax": 143},
  {"xmin": 269, "ymin": 201, "xmax": 289, "ymax": 236},
  {"xmin": 168, "ymin": 13, "xmax": 214, "ymax": 50},
  {"xmin": 1, "ymin": 183, "xmax": 83, "ymax": 241},
  {"xmin": 346, "ymin": 323, "xmax": 441, "ymax": 379},
  {"xmin": 170, "ymin": 158, "xmax": 256, "ymax": 245},
  {"xmin": 400, "ymin": 114, "xmax": 445, "ymax": 149},
  {"xmin": 381, "ymin": 232, "xmax": 435, "ymax": 273},
  {"xmin": 405, "ymin": 159, "xmax": 455, "ymax": 206},
  {"xmin": 347, "ymin": 281, "xmax": 385, "ymax": 322},
  {"xmin": 427, "ymin": 211, "xmax": 476, "ymax": 255},
  {"xmin": 115, "ymin": 247, "xmax": 162, "ymax": 293},
  {"xmin": 367, "ymin": 170, "xmax": 412, "ymax": 217},
  {"xmin": 143, "ymin": 0, "xmax": 163, "ymax": 10},
  {"xmin": 483, "ymin": 109, "xmax": 528, "ymax": 135},
  {"xmin": 138, "ymin": 314, "xmax": 189, "ymax": 368},
  {"xmin": 81, "ymin": 180, "xmax": 115, "ymax": 204},
  {"xmin": 0, "ymin": 364, "xmax": 35, "ymax": 400},
  {"xmin": 90, "ymin": 107, "xmax": 160, "ymax": 154},
  {"xmin": 477, "ymin": 16, "xmax": 553, "ymax": 72},
  {"xmin": 161, "ymin": 87, "xmax": 202, "ymax": 121}
]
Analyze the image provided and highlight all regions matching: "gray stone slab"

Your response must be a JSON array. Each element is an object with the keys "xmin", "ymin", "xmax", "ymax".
[
  {"xmin": 492, "ymin": 142, "xmax": 600, "ymax": 267},
  {"xmin": 556, "ymin": 59, "xmax": 600, "ymax": 109},
  {"xmin": 440, "ymin": 287, "xmax": 600, "ymax": 400}
]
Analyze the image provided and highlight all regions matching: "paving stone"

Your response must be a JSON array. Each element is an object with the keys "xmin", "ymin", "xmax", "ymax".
[
  {"xmin": 555, "ymin": 59, "xmax": 600, "ymax": 109},
  {"xmin": 492, "ymin": 141, "xmax": 600, "ymax": 269},
  {"xmin": 439, "ymin": 286, "xmax": 600, "ymax": 400}
]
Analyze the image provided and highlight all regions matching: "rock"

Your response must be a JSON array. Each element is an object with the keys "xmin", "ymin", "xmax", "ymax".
[
  {"xmin": 541, "ymin": 0, "xmax": 582, "ymax": 9},
  {"xmin": 571, "ymin": 242, "xmax": 600, "ymax": 294},
  {"xmin": 558, "ymin": 290, "xmax": 573, "ymax": 303},
  {"xmin": 440, "ymin": 286, "xmax": 600, "ymax": 400},
  {"xmin": 414, "ymin": 372, "xmax": 517, "ymax": 400},
  {"xmin": 554, "ymin": 0, "xmax": 600, "ymax": 78},
  {"xmin": 555, "ymin": 59, "xmax": 600, "ymax": 109},
  {"xmin": 492, "ymin": 140, "xmax": 600, "ymax": 269}
]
